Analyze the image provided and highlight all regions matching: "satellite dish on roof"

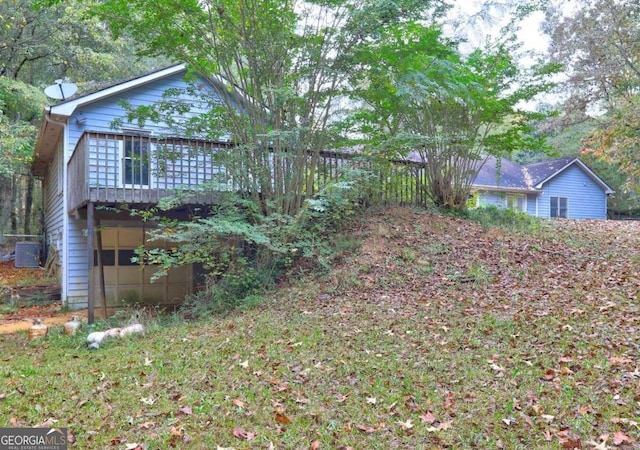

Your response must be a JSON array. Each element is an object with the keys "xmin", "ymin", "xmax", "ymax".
[{"xmin": 44, "ymin": 79, "xmax": 77, "ymax": 100}]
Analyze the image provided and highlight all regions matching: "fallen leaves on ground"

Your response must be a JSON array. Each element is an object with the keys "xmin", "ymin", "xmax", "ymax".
[{"xmin": 2, "ymin": 207, "xmax": 640, "ymax": 448}]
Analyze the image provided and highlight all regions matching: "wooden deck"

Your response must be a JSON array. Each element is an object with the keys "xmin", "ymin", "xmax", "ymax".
[
  {"xmin": 67, "ymin": 132, "xmax": 430, "ymax": 212},
  {"xmin": 67, "ymin": 132, "xmax": 231, "ymax": 212}
]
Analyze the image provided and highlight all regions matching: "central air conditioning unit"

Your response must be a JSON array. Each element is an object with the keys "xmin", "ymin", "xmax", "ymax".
[{"xmin": 15, "ymin": 242, "xmax": 40, "ymax": 268}]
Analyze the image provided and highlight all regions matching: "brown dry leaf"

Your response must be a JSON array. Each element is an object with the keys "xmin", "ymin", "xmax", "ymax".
[
  {"xmin": 442, "ymin": 391, "xmax": 455, "ymax": 410},
  {"xmin": 356, "ymin": 424, "xmax": 376, "ymax": 433},
  {"xmin": 613, "ymin": 431, "xmax": 633, "ymax": 445},
  {"xmin": 396, "ymin": 419, "xmax": 413, "ymax": 430},
  {"xmin": 136, "ymin": 421, "xmax": 155, "ymax": 429},
  {"xmin": 438, "ymin": 420, "xmax": 453, "ymax": 431},
  {"xmin": 560, "ymin": 366, "xmax": 575, "ymax": 375},
  {"xmin": 542, "ymin": 369, "xmax": 556, "ymax": 381},
  {"xmin": 608, "ymin": 356, "xmax": 632, "ymax": 366},
  {"xmin": 599, "ymin": 302, "xmax": 616, "ymax": 312},
  {"xmin": 178, "ymin": 406, "xmax": 192, "ymax": 416},
  {"xmin": 275, "ymin": 412, "xmax": 292, "ymax": 425},
  {"xmin": 561, "ymin": 437, "xmax": 582, "ymax": 449},
  {"xmin": 577, "ymin": 405, "xmax": 592, "ymax": 415},
  {"xmin": 558, "ymin": 432, "xmax": 582, "ymax": 449},
  {"xmin": 232, "ymin": 428, "xmax": 256, "ymax": 441},
  {"xmin": 420, "ymin": 411, "xmax": 437, "ymax": 424},
  {"xmin": 310, "ymin": 441, "xmax": 321, "ymax": 450},
  {"xmin": 232, "ymin": 398, "xmax": 245, "ymax": 409}
]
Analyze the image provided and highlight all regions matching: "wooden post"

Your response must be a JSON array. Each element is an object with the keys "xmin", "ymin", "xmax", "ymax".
[
  {"xmin": 95, "ymin": 218, "xmax": 107, "ymax": 320},
  {"xmin": 87, "ymin": 202, "xmax": 95, "ymax": 325}
]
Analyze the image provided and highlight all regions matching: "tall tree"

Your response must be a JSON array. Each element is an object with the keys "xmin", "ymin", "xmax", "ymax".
[
  {"xmin": 1, "ymin": 0, "xmax": 166, "ymax": 85},
  {"xmin": 346, "ymin": 20, "xmax": 558, "ymax": 209},
  {"xmin": 0, "ymin": 77, "xmax": 45, "ymax": 233},
  {"xmin": 92, "ymin": 0, "xmax": 449, "ymax": 216},
  {"xmin": 544, "ymin": 0, "xmax": 640, "ymax": 200},
  {"xmin": 0, "ymin": 0, "xmax": 167, "ymax": 233}
]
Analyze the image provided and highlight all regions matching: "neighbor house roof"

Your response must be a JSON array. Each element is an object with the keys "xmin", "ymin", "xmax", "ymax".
[{"xmin": 473, "ymin": 156, "xmax": 534, "ymax": 192}]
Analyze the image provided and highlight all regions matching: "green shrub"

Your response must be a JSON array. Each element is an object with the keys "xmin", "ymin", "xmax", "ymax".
[
  {"xmin": 139, "ymin": 165, "xmax": 375, "ymax": 318},
  {"xmin": 461, "ymin": 205, "xmax": 541, "ymax": 231}
]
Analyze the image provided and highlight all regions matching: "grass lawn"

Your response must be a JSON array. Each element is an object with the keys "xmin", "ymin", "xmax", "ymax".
[{"xmin": 1, "ymin": 207, "xmax": 639, "ymax": 449}]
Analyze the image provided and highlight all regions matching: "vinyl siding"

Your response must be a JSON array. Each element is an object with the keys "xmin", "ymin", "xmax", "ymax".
[
  {"xmin": 42, "ymin": 137, "xmax": 65, "ymax": 265},
  {"xmin": 526, "ymin": 194, "xmax": 537, "ymax": 216},
  {"xmin": 67, "ymin": 73, "xmax": 223, "ymax": 154},
  {"xmin": 477, "ymin": 191, "xmax": 506, "ymax": 208},
  {"xmin": 66, "ymin": 216, "xmax": 89, "ymax": 308},
  {"xmin": 537, "ymin": 165, "xmax": 607, "ymax": 219}
]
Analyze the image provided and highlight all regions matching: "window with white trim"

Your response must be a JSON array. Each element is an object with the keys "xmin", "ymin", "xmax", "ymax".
[
  {"xmin": 121, "ymin": 136, "xmax": 151, "ymax": 187},
  {"xmin": 505, "ymin": 193, "xmax": 525, "ymax": 212},
  {"xmin": 550, "ymin": 196, "xmax": 568, "ymax": 218}
]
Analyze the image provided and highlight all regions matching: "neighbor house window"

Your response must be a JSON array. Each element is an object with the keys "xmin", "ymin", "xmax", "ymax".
[
  {"xmin": 122, "ymin": 136, "xmax": 151, "ymax": 186},
  {"xmin": 506, "ymin": 194, "xmax": 525, "ymax": 213},
  {"xmin": 550, "ymin": 196, "xmax": 568, "ymax": 218}
]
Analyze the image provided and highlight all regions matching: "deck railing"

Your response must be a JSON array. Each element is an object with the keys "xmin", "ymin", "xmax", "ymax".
[{"xmin": 67, "ymin": 132, "xmax": 429, "ymax": 212}]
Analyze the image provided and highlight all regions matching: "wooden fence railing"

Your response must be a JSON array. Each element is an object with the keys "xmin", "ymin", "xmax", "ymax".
[{"xmin": 67, "ymin": 132, "xmax": 429, "ymax": 211}]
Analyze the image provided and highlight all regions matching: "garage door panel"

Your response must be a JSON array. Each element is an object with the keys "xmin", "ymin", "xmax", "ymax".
[
  {"xmin": 167, "ymin": 283, "xmax": 190, "ymax": 304},
  {"xmin": 118, "ymin": 228, "xmax": 143, "ymax": 248},
  {"xmin": 100, "ymin": 228, "xmax": 118, "ymax": 248},
  {"xmin": 168, "ymin": 265, "xmax": 190, "ymax": 283},
  {"xmin": 91, "ymin": 226, "xmax": 193, "ymax": 306}
]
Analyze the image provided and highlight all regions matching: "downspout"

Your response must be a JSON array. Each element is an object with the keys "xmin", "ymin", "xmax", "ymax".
[{"xmin": 44, "ymin": 110, "xmax": 70, "ymax": 307}]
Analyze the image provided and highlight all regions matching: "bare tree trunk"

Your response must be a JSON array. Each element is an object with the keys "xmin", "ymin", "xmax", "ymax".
[
  {"xmin": 24, "ymin": 176, "xmax": 34, "ymax": 234},
  {"xmin": 10, "ymin": 175, "xmax": 17, "ymax": 233},
  {"xmin": 0, "ymin": 176, "xmax": 11, "ymax": 232}
]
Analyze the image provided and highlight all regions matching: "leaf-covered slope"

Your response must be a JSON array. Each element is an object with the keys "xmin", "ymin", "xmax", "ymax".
[
  {"xmin": 2, "ymin": 207, "xmax": 639, "ymax": 449},
  {"xmin": 309, "ymin": 206, "xmax": 639, "ymax": 308}
]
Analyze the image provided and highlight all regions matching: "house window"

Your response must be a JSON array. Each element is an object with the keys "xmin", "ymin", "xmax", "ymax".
[
  {"xmin": 122, "ymin": 137, "xmax": 151, "ymax": 186},
  {"xmin": 505, "ymin": 194, "xmax": 525, "ymax": 212},
  {"xmin": 550, "ymin": 196, "xmax": 568, "ymax": 218}
]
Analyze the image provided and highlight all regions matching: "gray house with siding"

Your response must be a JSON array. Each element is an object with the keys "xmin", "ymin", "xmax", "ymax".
[
  {"xmin": 472, "ymin": 156, "xmax": 614, "ymax": 219},
  {"xmin": 32, "ymin": 64, "xmax": 235, "ymax": 317}
]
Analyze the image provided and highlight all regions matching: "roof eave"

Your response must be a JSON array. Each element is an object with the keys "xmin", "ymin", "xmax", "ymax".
[
  {"xmin": 49, "ymin": 63, "xmax": 187, "ymax": 118},
  {"xmin": 472, "ymin": 184, "xmax": 539, "ymax": 194},
  {"xmin": 32, "ymin": 107, "xmax": 66, "ymax": 176}
]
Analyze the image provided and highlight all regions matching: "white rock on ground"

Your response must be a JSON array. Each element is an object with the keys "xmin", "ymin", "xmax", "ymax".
[
  {"xmin": 120, "ymin": 323, "xmax": 144, "ymax": 337},
  {"xmin": 86, "ymin": 331, "xmax": 107, "ymax": 344}
]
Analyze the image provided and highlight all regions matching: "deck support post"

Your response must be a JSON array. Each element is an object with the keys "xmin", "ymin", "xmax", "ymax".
[
  {"xmin": 87, "ymin": 202, "xmax": 95, "ymax": 325},
  {"xmin": 95, "ymin": 217, "xmax": 107, "ymax": 319}
]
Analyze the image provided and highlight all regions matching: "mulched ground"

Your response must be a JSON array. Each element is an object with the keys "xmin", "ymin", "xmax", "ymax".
[
  {"xmin": 0, "ymin": 260, "xmax": 77, "ymax": 334},
  {"xmin": 0, "ymin": 260, "xmax": 54, "ymax": 286}
]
